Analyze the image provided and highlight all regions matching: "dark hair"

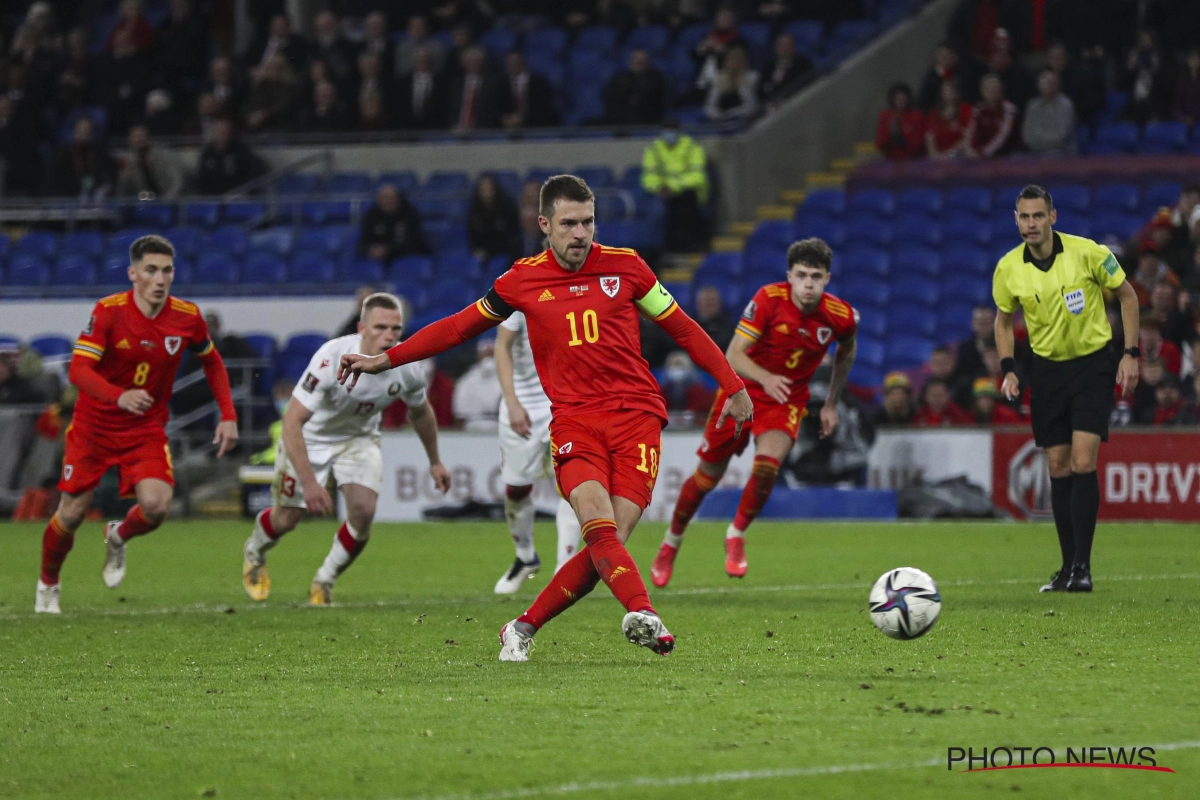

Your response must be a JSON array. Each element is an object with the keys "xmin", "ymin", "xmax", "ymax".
[
  {"xmin": 130, "ymin": 234, "xmax": 175, "ymax": 263},
  {"xmin": 887, "ymin": 81, "xmax": 912, "ymax": 104},
  {"xmin": 1016, "ymin": 184, "xmax": 1054, "ymax": 211},
  {"xmin": 360, "ymin": 292, "xmax": 401, "ymax": 323},
  {"xmin": 786, "ymin": 238, "xmax": 833, "ymax": 271},
  {"xmin": 932, "ymin": 345, "xmax": 953, "ymax": 357},
  {"xmin": 539, "ymin": 174, "xmax": 594, "ymax": 219},
  {"xmin": 1182, "ymin": 184, "xmax": 1200, "ymax": 196}
]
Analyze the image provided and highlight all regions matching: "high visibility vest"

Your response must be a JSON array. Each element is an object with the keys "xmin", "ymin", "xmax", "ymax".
[{"xmin": 641, "ymin": 135, "xmax": 708, "ymax": 204}]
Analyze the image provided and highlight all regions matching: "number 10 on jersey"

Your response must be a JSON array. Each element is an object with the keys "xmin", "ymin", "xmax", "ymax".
[{"xmin": 566, "ymin": 310, "xmax": 599, "ymax": 346}]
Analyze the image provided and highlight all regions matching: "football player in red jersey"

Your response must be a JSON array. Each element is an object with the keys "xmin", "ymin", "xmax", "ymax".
[
  {"xmin": 339, "ymin": 175, "xmax": 754, "ymax": 661},
  {"xmin": 35, "ymin": 235, "xmax": 238, "ymax": 614},
  {"xmin": 652, "ymin": 238, "xmax": 858, "ymax": 587}
]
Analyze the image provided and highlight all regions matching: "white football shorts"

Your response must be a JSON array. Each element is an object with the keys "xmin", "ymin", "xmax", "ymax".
[
  {"xmin": 272, "ymin": 435, "xmax": 383, "ymax": 508},
  {"xmin": 498, "ymin": 404, "xmax": 553, "ymax": 486}
]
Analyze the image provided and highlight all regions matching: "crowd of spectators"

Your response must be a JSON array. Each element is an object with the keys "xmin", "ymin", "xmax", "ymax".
[{"xmin": 878, "ymin": 0, "xmax": 1200, "ymax": 162}]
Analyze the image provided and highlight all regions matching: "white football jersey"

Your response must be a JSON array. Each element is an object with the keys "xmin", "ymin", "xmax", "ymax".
[
  {"xmin": 499, "ymin": 311, "xmax": 550, "ymax": 415},
  {"xmin": 291, "ymin": 334, "xmax": 427, "ymax": 447}
]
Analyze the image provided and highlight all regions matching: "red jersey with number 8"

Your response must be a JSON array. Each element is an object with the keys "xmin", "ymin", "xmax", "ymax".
[
  {"xmin": 71, "ymin": 291, "xmax": 214, "ymax": 444},
  {"xmin": 734, "ymin": 284, "xmax": 858, "ymax": 409}
]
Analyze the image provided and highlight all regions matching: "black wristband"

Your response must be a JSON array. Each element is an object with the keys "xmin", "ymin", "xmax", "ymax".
[
  {"xmin": 1124, "ymin": 346, "xmax": 1140, "ymax": 358},
  {"xmin": 1000, "ymin": 357, "xmax": 1017, "ymax": 376}
]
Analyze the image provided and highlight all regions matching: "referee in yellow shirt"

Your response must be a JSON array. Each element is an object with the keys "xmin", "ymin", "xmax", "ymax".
[{"xmin": 993, "ymin": 186, "xmax": 1140, "ymax": 593}]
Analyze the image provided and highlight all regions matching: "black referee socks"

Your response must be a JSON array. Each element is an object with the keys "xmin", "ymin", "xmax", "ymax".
[
  {"xmin": 1071, "ymin": 470, "xmax": 1100, "ymax": 570},
  {"xmin": 1050, "ymin": 475, "xmax": 1075, "ymax": 571}
]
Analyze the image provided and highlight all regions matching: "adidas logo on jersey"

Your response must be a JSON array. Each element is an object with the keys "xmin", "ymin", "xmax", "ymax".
[
  {"xmin": 774, "ymin": 324, "xmax": 788, "ymax": 335},
  {"xmin": 116, "ymin": 338, "xmax": 131, "ymax": 349},
  {"xmin": 538, "ymin": 289, "xmax": 555, "ymax": 302}
]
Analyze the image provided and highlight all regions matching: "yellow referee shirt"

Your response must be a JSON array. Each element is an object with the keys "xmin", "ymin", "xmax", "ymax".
[{"xmin": 992, "ymin": 232, "xmax": 1126, "ymax": 361}]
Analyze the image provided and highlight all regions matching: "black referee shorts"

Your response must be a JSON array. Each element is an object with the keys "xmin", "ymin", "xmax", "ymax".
[{"xmin": 1028, "ymin": 346, "xmax": 1117, "ymax": 448}]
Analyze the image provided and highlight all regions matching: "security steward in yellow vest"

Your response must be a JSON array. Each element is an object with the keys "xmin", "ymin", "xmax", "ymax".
[
  {"xmin": 993, "ymin": 185, "xmax": 1140, "ymax": 594},
  {"xmin": 641, "ymin": 121, "xmax": 709, "ymax": 253}
]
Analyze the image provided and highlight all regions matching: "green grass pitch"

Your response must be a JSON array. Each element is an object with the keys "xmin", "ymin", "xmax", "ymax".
[{"xmin": 1, "ymin": 519, "xmax": 1198, "ymax": 799}]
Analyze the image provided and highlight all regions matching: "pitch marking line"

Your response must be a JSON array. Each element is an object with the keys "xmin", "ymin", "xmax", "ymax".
[
  {"xmin": 404, "ymin": 741, "xmax": 1200, "ymax": 800},
  {"xmin": 2, "ymin": 573, "xmax": 1197, "ymax": 621}
]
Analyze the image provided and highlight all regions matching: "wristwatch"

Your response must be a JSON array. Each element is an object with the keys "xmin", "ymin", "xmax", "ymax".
[{"xmin": 1124, "ymin": 347, "xmax": 1140, "ymax": 358}]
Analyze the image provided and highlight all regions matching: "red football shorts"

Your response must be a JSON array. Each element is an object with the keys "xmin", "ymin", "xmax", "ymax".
[
  {"xmin": 58, "ymin": 424, "xmax": 175, "ymax": 497},
  {"xmin": 696, "ymin": 388, "xmax": 806, "ymax": 464},
  {"xmin": 550, "ymin": 409, "xmax": 664, "ymax": 509}
]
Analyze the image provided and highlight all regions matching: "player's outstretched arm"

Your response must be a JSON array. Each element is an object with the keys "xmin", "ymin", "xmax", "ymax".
[
  {"xmin": 409, "ymin": 400, "xmax": 452, "ymax": 494},
  {"xmin": 820, "ymin": 335, "xmax": 857, "ymax": 439},
  {"xmin": 197, "ymin": 347, "xmax": 239, "ymax": 456},
  {"xmin": 280, "ymin": 400, "xmax": 333, "ymax": 515},
  {"xmin": 339, "ymin": 301, "xmax": 503, "ymax": 387}
]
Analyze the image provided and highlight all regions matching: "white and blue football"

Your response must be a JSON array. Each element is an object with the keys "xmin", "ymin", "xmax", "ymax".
[{"xmin": 869, "ymin": 567, "xmax": 942, "ymax": 640}]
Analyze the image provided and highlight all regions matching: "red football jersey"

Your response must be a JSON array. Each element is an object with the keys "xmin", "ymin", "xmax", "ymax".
[
  {"xmin": 734, "ymin": 284, "xmax": 858, "ymax": 409},
  {"xmin": 72, "ymin": 291, "xmax": 213, "ymax": 442},
  {"xmin": 485, "ymin": 243, "xmax": 669, "ymax": 420}
]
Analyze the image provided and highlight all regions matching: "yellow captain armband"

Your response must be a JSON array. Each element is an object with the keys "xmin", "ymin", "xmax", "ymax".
[{"xmin": 635, "ymin": 281, "xmax": 677, "ymax": 320}]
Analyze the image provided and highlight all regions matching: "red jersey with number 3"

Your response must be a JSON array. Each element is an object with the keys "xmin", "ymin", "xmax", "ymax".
[
  {"xmin": 71, "ymin": 291, "xmax": 214, "ymax": 443},
  {"xmin": 734, "ymin": 284, "xmax": 858, "ymax": 409},
  {"xmin": 485, "ymin": 243, "xmax": 668, "ymax": 420}
]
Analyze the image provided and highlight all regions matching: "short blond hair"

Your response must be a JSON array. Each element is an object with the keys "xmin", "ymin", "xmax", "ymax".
[{"xmin": 359, "ymin": 292, "xmax": 402, "ymax": 323}]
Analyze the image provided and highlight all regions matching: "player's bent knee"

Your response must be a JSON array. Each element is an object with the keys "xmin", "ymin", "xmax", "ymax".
[
  {"xmin": 271, "ymin": 506, "xmax": 303, "ymax": 533},
  {"xmin": 140, "ymin": 500, "xmax": 170, "ymax": 525}
]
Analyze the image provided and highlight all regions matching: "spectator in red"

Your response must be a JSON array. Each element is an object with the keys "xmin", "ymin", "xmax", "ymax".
[
  {"xmin": 918, "ymin": 43, "xmax": 965, "ymax": 111},
  {"xmin": 966, "ymin": 73, "xmax": 1019, "ymax": 158},
  {"xmin": 1130, "ymin": 243, "xmax": 1182, "ymax": 307},
  {"xmin": 1152, "ymin": 374, "xmax": 1184, "ymax": 424},
  {"xmin": 913, "ymin": 378, "xmax": 973, "ymax": 427},
  {"xmin": 983, "ymin": 29, "xmax": 1034, "ymax": 110},
  {"xmin": 106, "ymin": 0, "xmax": 153, "ymax": 57},
  {"xmin": 1172, "ymin": 47, "xmax": 1200, "ymax": 126},
  {"xmin": 922, "ymin": 345, "xmax": 956, "ymax": 395},
  {"xmin": 1139, "ymin": 317, "xmax": 1182, "ymax": 376},
  {"xmin": 692, "ymin": 7, "xmax": 747, "ymax": 76},
  {"xmin": 1148, "ymin": 283, "xmax": 1195, "ymax": 346},
  {"xmin": 925, "ymin": 80, "xmax": 972, "ymax": 159},
  {"xmin": 657, "ymin": 352, "xmax": 716, "ymax": 415},
  {"xmin": 876, "ymin": 82, "xmax": 924, "ymax": 160},
  {"xmin": 971, "ymin": 377, "xmax": 1023, "ymax": 425}
]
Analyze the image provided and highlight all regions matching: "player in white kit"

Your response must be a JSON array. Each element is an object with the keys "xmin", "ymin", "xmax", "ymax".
[
  {"xmin": 242, "ymin": 294, "xmax": 452, "ymax": 604},
  {"xmin": 493, "ymin": 311, "xmax": 582, "ymax": 593}
]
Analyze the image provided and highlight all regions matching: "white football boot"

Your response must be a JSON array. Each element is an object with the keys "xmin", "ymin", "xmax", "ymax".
[
  {"xmin": 622, "ymin": 611, "xmax": 675, "ymax": 656},
  {"xmin": 35, "ymin": 580, "xmax": 61, "ymax": 614},
  {"xmin": 498, "ymin": 619, "xmax": 535, "ymax": 662},
  {"xmin": 494, "ymin": 555, "xmax": 540, "ymax": 594},
  {"xmin": 102, "ymin": 521, "xmax": 127, "ymax": 589}
]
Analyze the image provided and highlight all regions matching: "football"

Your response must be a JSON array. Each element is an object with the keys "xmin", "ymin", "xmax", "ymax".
[{"xmin": 869, "ymin": 567, "xmax": 942, "ymax": 640}]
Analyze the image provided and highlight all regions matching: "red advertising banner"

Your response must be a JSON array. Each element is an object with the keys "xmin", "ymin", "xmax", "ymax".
[{"xmin": 993, "ymin": 430, "xmax": 1200, "ymax": 521}]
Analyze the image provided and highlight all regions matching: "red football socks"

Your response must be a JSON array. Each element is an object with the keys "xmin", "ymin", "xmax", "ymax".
[
  {"xmin": 670, "ymin": 469, "xmax": 718, "ymax": 536},
  {"xmin": 732, "ymin": 455, "xmax": 781, "ymax": 532},
  {"xmin": 40, "ymin": 514, "xmax": 74, "ymax": 585},
  {"xmin": 117, "ymin": 505, "xmax": 159, "ymax": 541},
  {"xmin": 580, "ymin": 518, "xmax": 654, "ymax": 614},
  {"xmin": 259, "ymin": 508, "xmax": 282, "ymax": 539},
  {"xmin": 517, "ymin": 547, "xmax": 601, "ymax": 630}
]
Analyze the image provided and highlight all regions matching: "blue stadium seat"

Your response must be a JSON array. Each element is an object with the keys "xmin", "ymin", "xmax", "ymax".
[
  {"xmin": 938, "ymin": 303, "xmax": 976, "ymax": 338},
  {"xmin": 625, "ymin": 24, "xmax": 670, "ymax": 54},
  {"xmin": 886, "ymin": 307, "xmax": 938, "ymax": 337},
  {"xmin": 29, "ymin": 335, "xmax": 73, "ymax": 358},
  {"xmin": 478, "ymin": 27, "xmax": 517, "ymax": 61},
  {"xmin": 437, "ymin": 252, "xmax": 483, "ymax": 280},
  {"xmin": 100, "ymin": 254, "xmax": 129, "ymax": 285},
  {"xmin": 891, "ymin": 247, "xmax": 940, "ymax": 278},
  {"xmin": 945, "ymin": 186, "xmax": 992, "ymax": 216},
  {"xmin": 854, "ymin": 312, "xmax": 887, "ymax": 340},
  {"xmin": 392, "ymin": 255, "xmax": 436, "ymax": 284},
  {"xmin": 662, "ymin": 281, "xmax": 692, "ymax": 312},
  {"xmin": 698, "ymin": 277, "xmax": 745, "ymax": 310},
  {"xmin": 183, "ymin": 201, "xmax": 221, "ymax": 227},
  {"xmin": 485, "ymin": 169, "xmax": 524, "ymax": 200},
  {"xmin": 525, "ymin": 51, "xmax": 565, "ymax": 88},
  {"xmin": 0, "ymin": 232, "xmax": 8, "ymax": 259},
  {"xmin": 14, "ymin": 231, "xmax": 58, "ymax": 260},
  {"xmin": 892, "ymin": 214, "xmax": 942, "ymax": 247},
  {"xmin": 131, "ymin": 203, "xmax": 175, "ymax": 227},
  {"xmin": 941, "ymin": 212, "xmax": 991, "ymax": 246},
  {"xmin": 747, "ymin": 219, "xmax": 795, "ymax": 252},
  {"xmin": 595, "ymin": 193, "xmax": 630, "ymax": 221},
  {"xmin": 1140, "ymin": 121, "xmax": 1188, "ymax": 154},
  {"xmin": 941, "ymin": 244, "xmax": 990, "ymax": 277},
  {"xmin": 836, "ymin": 278, "xmax": 888, "ymax": 309},
  {"xmin": 1093, "ymin": 122, "xmax": 1139, "ymax": 153},
  {"xmin": 989, "ymin": 215, "xmax": 1016, "ymax": 243},
  {"xmin": 838, "ymin": 247, "xmax": 889, "ymax": 278},
  {"xmin": 243, "ymin": 334, "xmax": 277, "ymax": 361},
  {"xmin": 575, "ymin": 25, "xmax": 617, "ymax": 53},
  {"xmin": 574, "ymin": 166, "xmax": 614, "ymax": 188},
  {"xmin": 896, "ymin": 188, "xmax": 943, "ymax": 216},
  {"xmin": 327, "ymin": 172, "xmax": 373, "ymax": 195},
  {"xmin": 281, "ymin": 333, "xmax": 329, "ymax": 380},
  {"xmin": 194, "ymin": 252, "xmax": 240, "ymax": 283},
  {"xmin": 7, "ymin": 255, "xmax": 50, "ymax": 285},
  {"xmin": 420, "ymin": 280, "xmax": 469, "ymax": 312},
  {"xmin": 941, "ymin": 276, "xmax": 991, "ymax": 306},
  {"xmin": 289, "ymin": 252, "xmax": 335, "ymax": 283},
  {"xmin": 1142, "ymin": 181, "xmax": 1181, "ymax": 212},
  {"xmin": 848, "ymin": 363, "xmax": 884, "ymax": 390},
  {"xmin": 105, "ymin": 229, "xmax": 155, "ymax": 257},
  {"xmin": 846, "ymin": 217, "xmax": 893, "ymax": 247},
  {"xmin": 796, "ymin": 218, "xmax": 846, "ymax": 248},
  {"xmin": 888, "ymin": 279, "xmax": 940, "ymax": 309},
  {"xmin": 277, "ymin": 173, "xmax": 322, "ymax": 196},
  {"xmin": 249, "ymin": 226, "xmax": 294, "ymax": 256},
  {"xmin": 1043, "ymin": 184, "xmax": 1089, "ymax": 213},
  {"xmin": 1054, "ymin": 214, "xmax": 1091, "ymax": 239},
  {"xmin": 525, "ymin": 167, "xmax": 566, "ymax": 187},
  {"xmin": 697, "ymin": 251, "xmax": 743, "ymax": 278},
  {"xmin": 619, "ymin": 167, "xmax": 643, "ymax": 191},
  {"xmin": 829, "ymin": 20, "xmax": 878, "ymax": 48},
  {"xmin": 785, "ymin": 20, "xmax": 824, "ymax": 51},
  {"xmin": 340, "ymin": 258, "xmax": 384, "ymax": 283},
  {"xmin": 424, "ymin": 171, "xmax": 470, "ymax": 192},
  {"xmin": 1091, "ymin": 213, "xmax": 1142, "ymax": 241},
  {"xmin": 60, "ymin": 231, "xmax": 105, "ymax": 258},
  {"xmin": 207, "ymin": 226, "xmax": 250, "ymax": 256},
  {"xmin": 847, "ymin": 189, "xmax": 895, "ymax": 218},
  {"xmin": 800, "ymin": 189, "xmax": 845, "ymax": 217},
  {"xmin": 54, "ymin": 255, "xmax": 97, "ymax": 285},
  {"xmin": 378, "ymin": 171, "xmax": 419, "ymax": 193},
  {"xmin": 164, "ymin": 226, "xmax": 202, "ymax": 256},
  {"xmin": 1092, "ymin": 183, "xmax": 1139, "ymax": 212},
  {"xmin": 884, "ymin": 336, "xmax": 934, "ymax": 369},
  {"xmin": 222, "ymin": 202, "xmax": 266, "ymax": 225},
  {"xmin": 597, "ymin": 221, "xmax": 636, "ymax": 248},
  {"xmin": 242, "ymin": 251, "xmax": 288, "ymax": 283},
  {"xmin": 301, "ymin": 201, "xmax": 353, "ymax": 225}
]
